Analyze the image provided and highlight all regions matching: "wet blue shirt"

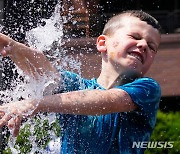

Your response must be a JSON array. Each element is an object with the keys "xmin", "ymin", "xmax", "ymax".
[{"xmin": 57, "ymin": 71, "xmax": 161, "ymax": 154}]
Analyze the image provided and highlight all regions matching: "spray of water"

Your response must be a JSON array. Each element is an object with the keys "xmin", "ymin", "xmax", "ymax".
[
  {"xmin": 0, "ymin": 2, "xmax": 82, "ymax": 154},
  {"xmin": 0, "ymin": 24, "xmax": 3, "ymax": 63},
  {"xmin": 0, "ymin": 25, "xmax": 3, "ymax": 32}
]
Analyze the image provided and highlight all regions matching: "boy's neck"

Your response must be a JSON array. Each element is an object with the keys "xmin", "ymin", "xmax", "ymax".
[
  {"xmin": 97, "ymin": 72, "xmax": 120, "ymax": 89},
  {"xmin": 97, "ymin": 67, "xmax": 140, "ymax": 89}
]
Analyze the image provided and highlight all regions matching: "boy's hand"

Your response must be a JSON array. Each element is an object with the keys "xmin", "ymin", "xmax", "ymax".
[
  {"xmin": 0, "ymin": 100, "xmax": 37, "ymax": 137},
  {"xmin": 0, "ymin": 33, "xmax": 59, "ymax": 80},
  {"xmin": 0, "ymin": 33, "xmax": 16, "ymax": 57}
]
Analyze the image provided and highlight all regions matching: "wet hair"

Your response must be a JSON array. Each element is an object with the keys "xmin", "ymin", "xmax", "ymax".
[{"xmin": 102, "ymin": 10, "xmax": 162, "ymax": 36}]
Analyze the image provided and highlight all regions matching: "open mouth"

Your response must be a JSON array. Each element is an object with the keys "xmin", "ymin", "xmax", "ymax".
[{"xmin": 128, "ymin": 52, "xmax": 144, "ymax": 64}]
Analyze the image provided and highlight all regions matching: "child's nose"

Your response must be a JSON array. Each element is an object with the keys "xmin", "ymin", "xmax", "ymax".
[{"xmin": 136, "ymin": 39, "xmax": 147, "ymax": 52}]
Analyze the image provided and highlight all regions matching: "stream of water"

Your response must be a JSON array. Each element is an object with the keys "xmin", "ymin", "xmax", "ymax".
[{"xmin": 0, "ymin": 2, "xmax": 82, "ymax": 153}]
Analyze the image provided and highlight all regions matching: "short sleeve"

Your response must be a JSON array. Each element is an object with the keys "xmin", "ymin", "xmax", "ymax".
[
  {"xmin": 58, "ymin": 71, "xmax": 84, "ymax": 92},
  {"xmin": 56, "ymin": 70, "xmax": 101, "ymax": 93},
  {"xmin": 116, "ymin": 78, "xmax": 161, "ymax": 115}
]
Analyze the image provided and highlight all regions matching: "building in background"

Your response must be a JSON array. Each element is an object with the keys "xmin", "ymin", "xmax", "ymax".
[
  {"xmin": 1, "ymin": 0, "xmax": 180, "ymax": 38},
  {"xmin": 99, "ymin": 0, "xmax": 180, "ymax": 34}
]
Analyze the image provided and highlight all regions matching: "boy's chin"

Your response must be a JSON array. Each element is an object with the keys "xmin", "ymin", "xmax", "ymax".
[{"xmin": 119, "ymin": 69, "xmax": 141, "ymax": 84}]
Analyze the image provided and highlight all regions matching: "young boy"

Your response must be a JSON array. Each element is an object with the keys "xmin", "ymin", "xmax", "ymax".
[{"xmin": 0, "ymin": 10, "xmax": 161, "ymax": 153}]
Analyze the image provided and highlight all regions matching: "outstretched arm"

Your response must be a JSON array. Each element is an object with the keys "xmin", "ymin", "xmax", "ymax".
[
  {"xmin": 0, "ymin": 88, "xmax": 136, "ymax": 136},
  {"xmin": 0, "ymin": 33, "xmax": 58, "ymax": 79},
  {"xmin": 37, "ymin": 89, "xmax": 136, "ymax": 115}
]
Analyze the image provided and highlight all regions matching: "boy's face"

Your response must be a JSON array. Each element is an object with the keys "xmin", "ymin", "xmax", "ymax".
[{"xmin": 98, "ymin": 16, "xmax": 161, "ymax": 76}]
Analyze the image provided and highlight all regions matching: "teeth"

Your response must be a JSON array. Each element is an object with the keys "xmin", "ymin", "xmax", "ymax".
[{"xmin": 129, "ymin": 53, "xmax": 143, "ymax": 63}]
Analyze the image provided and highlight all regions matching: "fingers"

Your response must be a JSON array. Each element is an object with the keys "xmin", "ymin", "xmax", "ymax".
[
  {"xmin": 0, "ymin": 33, "xmax": 9, "ymax": 47},
  {"xmin": 0, "ymin": 49, "xmax": 8, "ymax": 56},
  {"xmin": 8, "ymin": 116, "xmax": 22, "ymax": 137},
  {"xmin": 0, "ymin": 111, "xmax": 22, "ymax": 137},
  {"xmin": 7, "ymin": 117, "xmax": 15, "ymax": 129},
  {"xmin": 0, "ymin": 106, "xmax": 17, "ymax": 128},
  {"xmin": 13, "ymin": 116, "xmax": 22, "ymax": 137},
  {"xmin": 0, "ymin": 33, "xmax": 13, "ymax": 56},
  {"xmin": 0, "ymin": 45, "xmax": 11, "ymax": 57},
  {"xmin": 0, "ymin": 111, "xmax": 5, "ymax": 117},
  {"xmin": 0, "ymin": 106, "xmax": 6, "ymax": 120},
  {"xmin": 0, "ymin": 113, "xmax": 11, "ymax": 127},
  {"xmin": 0, "ymin": 100, "xmax": 35, "ymax": 137}
]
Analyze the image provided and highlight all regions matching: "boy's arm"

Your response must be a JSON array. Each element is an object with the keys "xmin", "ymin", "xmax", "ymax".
[
  {"xmin": 0, "ymin": 89, "xmax": 135, "ymax": 136},
  {"xmin": 37, "ymin": 89, "xmax": 137, "ymax": 115},
  {"xmin": 0, "ymin": 33, "xmax": 59, "ymax": 79}
]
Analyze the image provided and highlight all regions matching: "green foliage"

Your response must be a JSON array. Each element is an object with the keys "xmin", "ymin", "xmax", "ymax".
[
  {"xmin": 3, "ymin": 117, "xmax": 60, "ymax": 154},
  {"xmin": 3, "ymin": 111, "xmax": 179, "ymax": 154},
  {"xmin": 145, "ymin": 111, "xmax": 180, "ymax": 154}
]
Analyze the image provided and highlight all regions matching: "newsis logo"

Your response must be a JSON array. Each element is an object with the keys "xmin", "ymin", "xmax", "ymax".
[{"xmin": 132, "ymin": 141, "xmax": 174, "ymax": 149}]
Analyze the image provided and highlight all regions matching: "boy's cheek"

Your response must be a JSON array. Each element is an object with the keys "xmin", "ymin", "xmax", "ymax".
[
  {"xmin": 117, "ymin": 52, "xmax": 125, "ymax": 58},
  {"xmin": 112, "ymin": 41, "xmax": 120, "ymax": 48},
  {"xmin": 109, "ymin": 52, "xmax": 116, "ymax": 59}
]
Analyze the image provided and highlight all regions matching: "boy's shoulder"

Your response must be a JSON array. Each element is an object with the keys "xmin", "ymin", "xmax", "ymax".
[
  {"xmin": 117, "ymin": 77, "xmax": 161, "ymax": 112},
  {"xmin": 120, "ymin": 77, "xmax": 160, "ymax": 89},
  {"xmin": 119, "ymin": 77, "xmax": 161, "ymax": 97},
  {"xmin": 59, "ymin": 70, "xmax": 102, "ymax": 91}
]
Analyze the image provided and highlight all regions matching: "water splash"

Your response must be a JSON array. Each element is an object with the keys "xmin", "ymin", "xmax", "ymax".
[
  {"xmin": 0, "ymin": 2, "xmax": 81, "ymax": 154},
  {"xmin": 0, "ymin": 24, "xmax": 3, "ymax": 62},
  {"xmin": 0, "ymin": 25, "xmax": 3, "ymax": 32},
  {"xmin": 26, "ymin": 3, "xmax": 63, "ymax": 52}
]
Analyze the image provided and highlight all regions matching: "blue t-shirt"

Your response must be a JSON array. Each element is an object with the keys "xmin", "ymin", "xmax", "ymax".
[{"xmin": 57, "ymin": 71, "xmax": 161, "ymax": 154}]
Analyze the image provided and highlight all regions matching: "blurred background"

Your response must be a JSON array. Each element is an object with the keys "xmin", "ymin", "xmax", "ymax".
[{"xmin": 0, "ymin": 0, "xmax": 179, "ymax": 153}]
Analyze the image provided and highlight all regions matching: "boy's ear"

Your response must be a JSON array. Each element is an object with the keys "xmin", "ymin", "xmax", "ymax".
[{"xmin": 96, "ymin": 35, "xmax": 107, "ymax": 53}]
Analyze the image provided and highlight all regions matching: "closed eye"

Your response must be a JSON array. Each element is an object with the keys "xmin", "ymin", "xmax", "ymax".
[
  {"xmin": 129, "ymin": 34, "xmax": 158, "ymax": 53},
  {"xmin": 129, "ymin": 34, "xmax": 141, "ymax": 40},
  {"xmin": 148, "ymin": 44, "xmax": 157, "ymax": 54}
]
